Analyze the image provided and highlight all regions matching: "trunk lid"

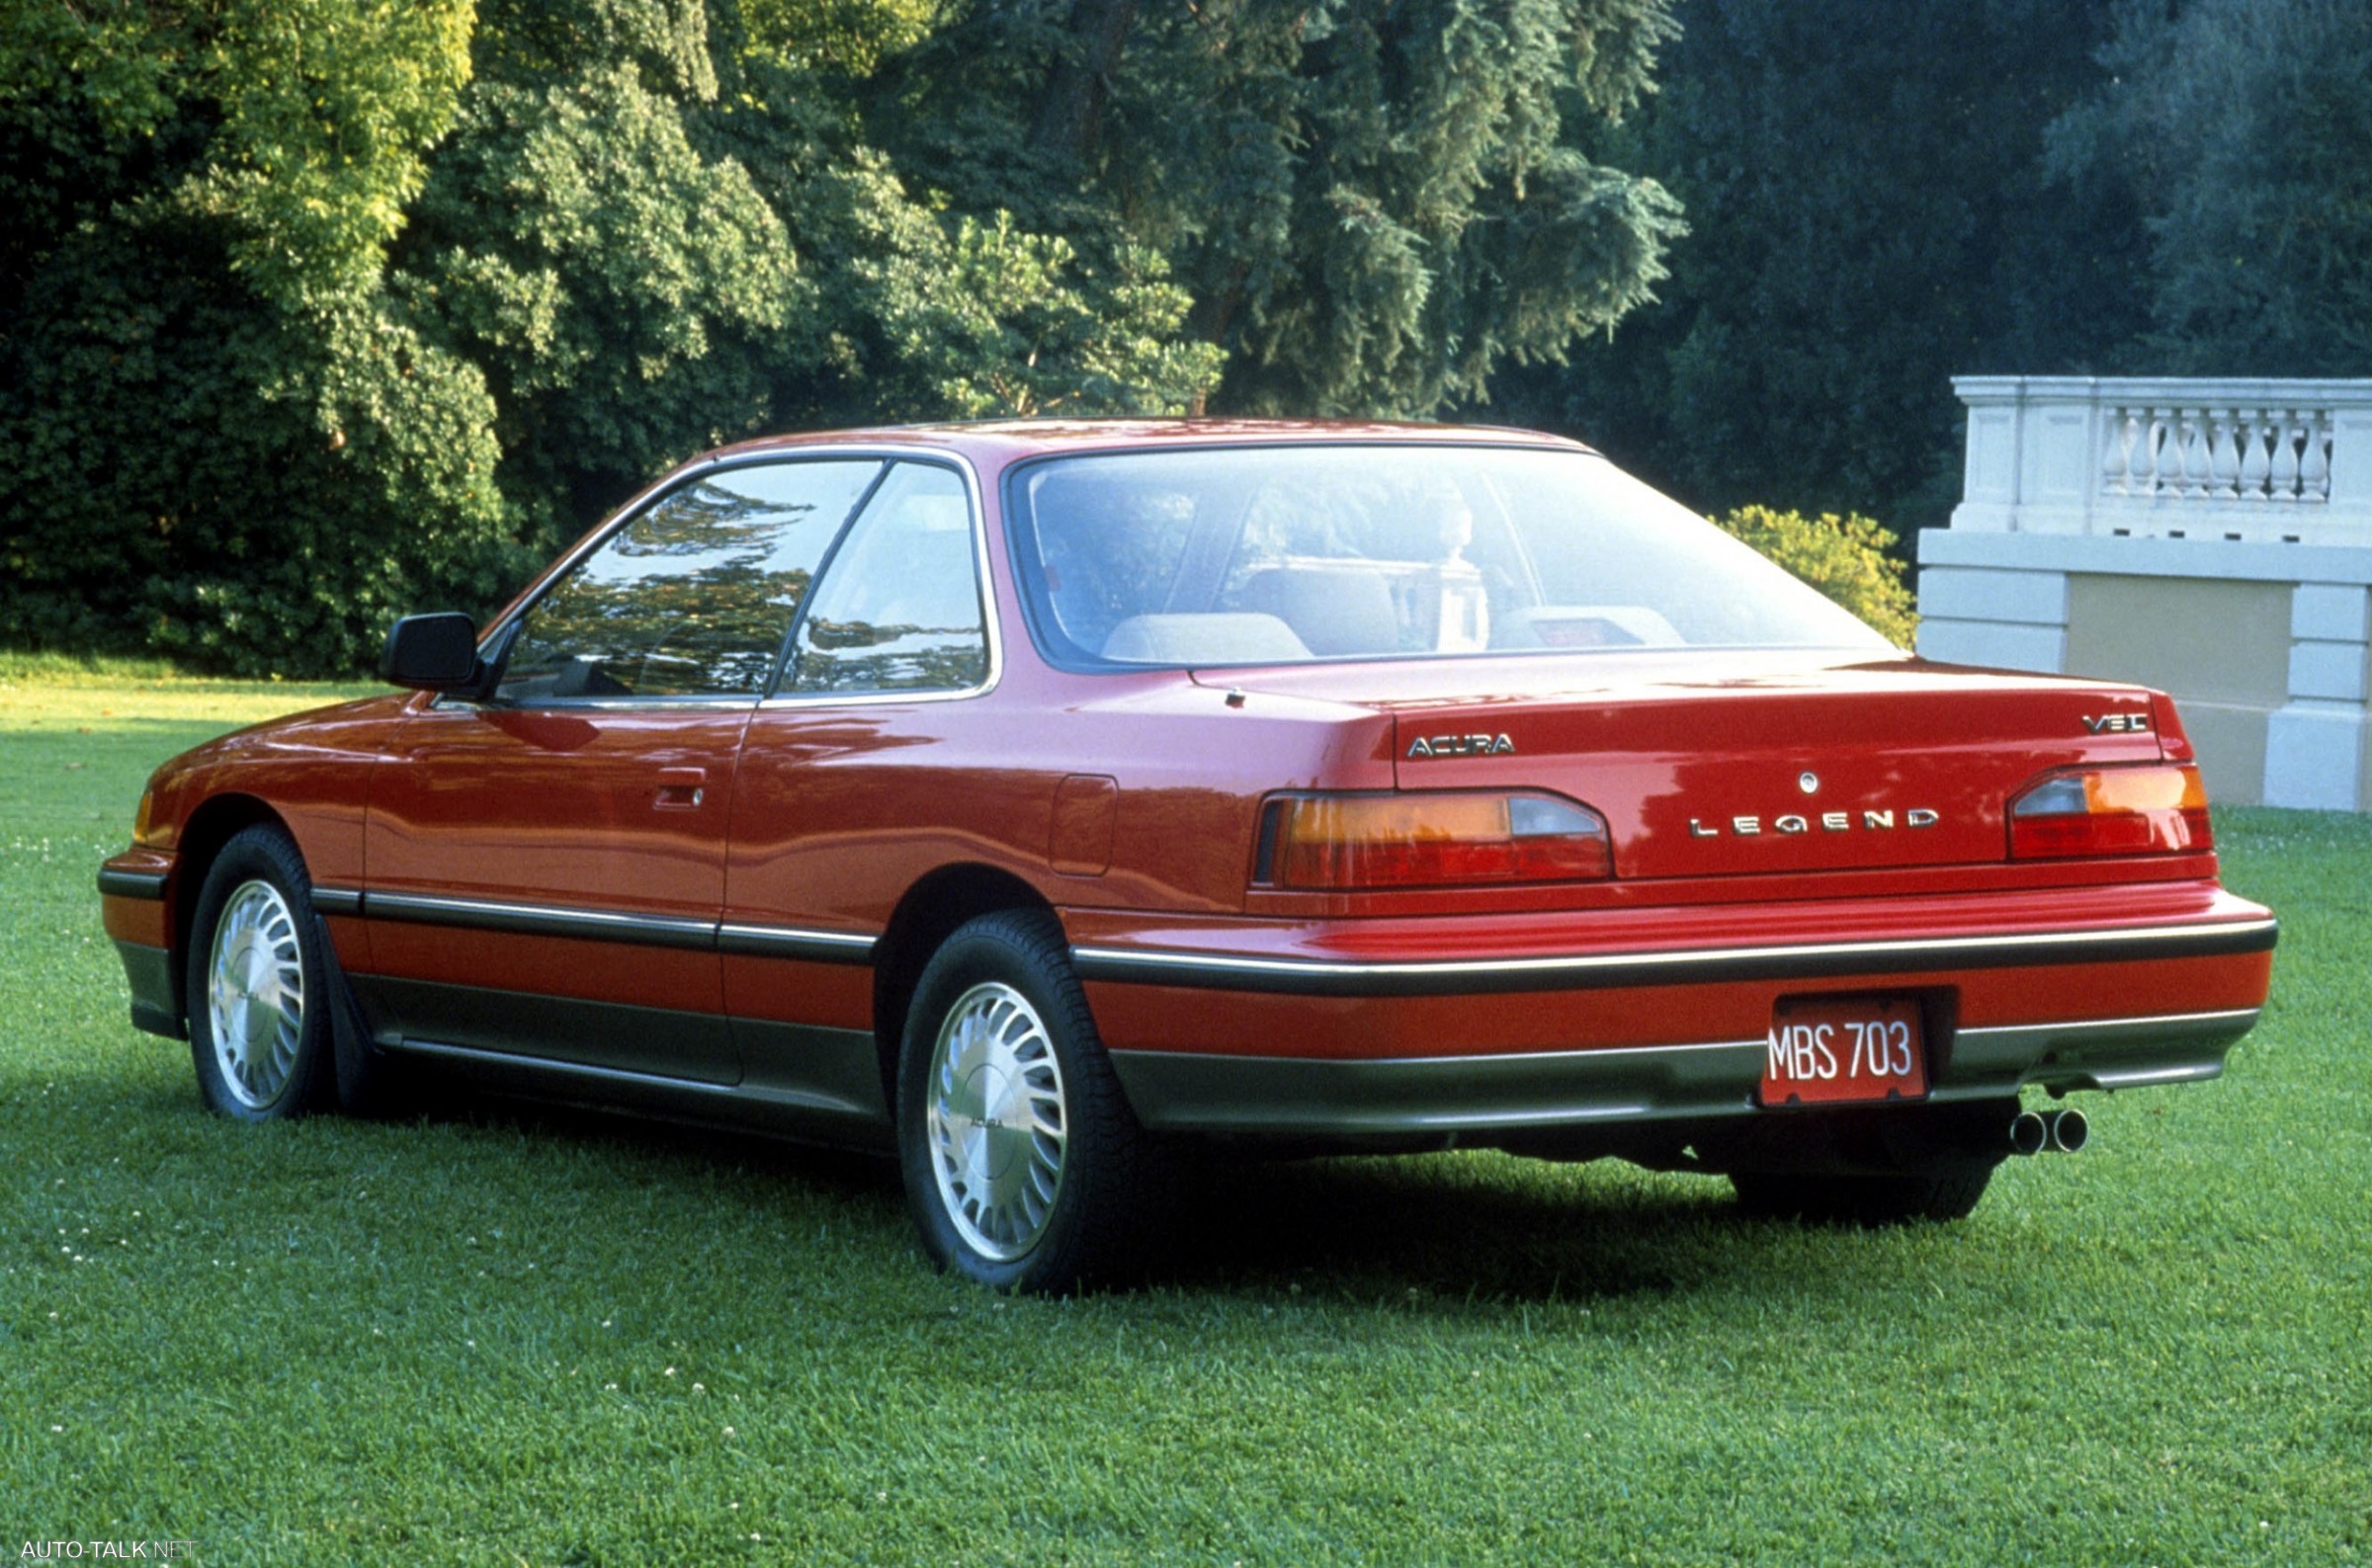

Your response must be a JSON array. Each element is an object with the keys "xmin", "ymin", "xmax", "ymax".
[{"xmin": 1194, "ymin": 650, "xmax": 2168, "ymax": 879}]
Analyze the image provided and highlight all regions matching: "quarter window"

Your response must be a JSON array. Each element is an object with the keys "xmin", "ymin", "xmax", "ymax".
[
  {"xmin": 497, "ymin": 460, "xmax": 881, "ymax": 701},
  {"xmin": 788, "ymin": 463, "xmax": 987, "ymax": 695}
]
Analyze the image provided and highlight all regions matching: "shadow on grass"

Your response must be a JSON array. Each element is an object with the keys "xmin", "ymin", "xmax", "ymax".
[
  {"xmin": 386, "ymin": 1082, "xmax": 1935, "ymax": 1309},
  {"xmin": 410, "ymin": 1082, "xmax": 908, "ymax": 1208},
  {"xmin": 67, "ymin": 1055, "xmax": 1982, "ymax": 1313},
  {"xmin": 1146, "ymin": 1151, "xmax": 1771, "ymax": 1305}
]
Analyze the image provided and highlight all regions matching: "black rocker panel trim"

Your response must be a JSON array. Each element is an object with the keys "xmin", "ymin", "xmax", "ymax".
[{"xmin": 352, "ymin": 974, "xmax": 889, "ymax": 1137}]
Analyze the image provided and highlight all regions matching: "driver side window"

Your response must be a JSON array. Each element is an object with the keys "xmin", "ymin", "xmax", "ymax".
[{"xmin": 496, "ymin": 459, "xmax": 882, "ymax": 702}]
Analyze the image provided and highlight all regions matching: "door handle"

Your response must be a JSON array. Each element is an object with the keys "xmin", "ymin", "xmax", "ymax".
[{"xmin": 654, "ymin": 767, "xmax": 706, "ymax": 810}]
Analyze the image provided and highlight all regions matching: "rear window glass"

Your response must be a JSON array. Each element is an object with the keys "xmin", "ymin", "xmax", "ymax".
[{"xmin": 1005, "ymin": 446, "xmax": 1892, "ymax": 668}]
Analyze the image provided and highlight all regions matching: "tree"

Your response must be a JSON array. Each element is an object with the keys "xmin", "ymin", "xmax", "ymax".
[
  {"xmin": 1496, "ymin": 0, "xmax": 2141, "ymax": 530},
  {"xmin": 867, "ymin": 0, "xmax": 1686, "ymax": 416},
  {"xmin": 2046, "ymin": 0, "xmax": 2372, "ymax": 376},
  {"xmin": 0, "ymin": 0, "xmax": 517, "ymax": 675},
  {"xmin": 391, "ymin": 50, "xmax": 804, "ymax": 549},
  {"xmin": 695, "ymin": 27, "xmax": 1225, "ymax": 434},
  {"xmin": 1, "ymin": 0, "xmax": 1690, "ymax": 672},
  {"xmin": 0, "ymin": 0, "xmax": 1228, "ymax": 671}
]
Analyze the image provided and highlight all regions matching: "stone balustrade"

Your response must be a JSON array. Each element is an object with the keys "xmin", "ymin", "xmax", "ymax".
[
  {"xmin": 1923, "ymin": 376, "xmax": 2372, "ymax": 811},
  {"xmin": 1953, "ymin": 375, "xmax": 2372, "ymax": 544}
]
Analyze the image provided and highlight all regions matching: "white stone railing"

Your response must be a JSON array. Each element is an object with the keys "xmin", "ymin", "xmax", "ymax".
[
  {"xmin": 2099, "ymin": 401, "xmax": 2330, "ymax": 503},
  {"xmin": 1928, "ymin": 373, "xmax": 2372, "ymax": 812},
  {"xmin": 1953, "ymin": 375, "xmax": 2372, "ymax": 543}
]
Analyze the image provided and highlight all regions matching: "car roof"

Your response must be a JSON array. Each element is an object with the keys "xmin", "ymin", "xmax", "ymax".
[{"xmin": 703, "ymin": 418, "xmax": 1597, "ymax": 467}]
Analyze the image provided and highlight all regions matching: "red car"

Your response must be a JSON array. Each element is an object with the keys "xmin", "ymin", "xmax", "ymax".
[{"xmin": 99, "ymin": 422, "xmax": 2276, "ymax": 1290}]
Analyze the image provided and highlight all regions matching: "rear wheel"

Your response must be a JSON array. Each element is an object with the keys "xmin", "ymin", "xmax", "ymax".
[
  {"xmin": 896, "ymin": 909, "xmax": 1156, "ymax": 1292},
  {"xmin": 185, "ymin": 825, "xmax": 336, "ymax": 1120}
]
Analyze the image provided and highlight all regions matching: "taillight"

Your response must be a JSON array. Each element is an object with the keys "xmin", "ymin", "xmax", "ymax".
[
  {"xmin": 1255, "ymin": 791, "xmax": 1613, "ymax": 889},
  {"xmin": 2008, "ymin": 765, "xmax": 2212, "ymax": 859}
]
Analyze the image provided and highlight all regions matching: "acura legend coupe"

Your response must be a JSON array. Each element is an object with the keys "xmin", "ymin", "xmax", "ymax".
[{"xmin": 98, "ymin": 422, "xmax": 2278, "ymax": 1290}]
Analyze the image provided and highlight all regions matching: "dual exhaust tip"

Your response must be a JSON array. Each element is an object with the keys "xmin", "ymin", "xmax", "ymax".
[{"xmin": 2009, "ymin": 1108, "xmax": 2088, "ymax": 1156}]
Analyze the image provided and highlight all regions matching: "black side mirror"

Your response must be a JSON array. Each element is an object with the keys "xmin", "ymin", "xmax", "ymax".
[{"xmin": 380, "ymin": 613, "xmax": 485, "ymax": 692}]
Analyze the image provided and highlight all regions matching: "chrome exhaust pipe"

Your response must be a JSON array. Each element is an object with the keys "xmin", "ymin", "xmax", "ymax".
[
  {"xmin": 2008, "ymin": 1111, "xmax": 2048, "ymax": 1156},
  {"xmin": 2046, "ymin": 1108, "xmax": 2088, "ymax": 1154}
]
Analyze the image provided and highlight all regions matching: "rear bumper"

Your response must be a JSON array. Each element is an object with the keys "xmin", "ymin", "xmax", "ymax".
[
  {"xmin": 1108, "ymin": 1007, "xmax": 2259, "ymax": 1135},
  {"xmin": 1073, "ymin": 883, "xmax": 2275, "ymax": 1138}
]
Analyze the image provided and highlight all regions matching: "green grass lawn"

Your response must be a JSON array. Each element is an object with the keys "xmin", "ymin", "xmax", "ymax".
[{"xmin": 4, "ymin": 661, "xmax": 2368, "ymax": 1565}]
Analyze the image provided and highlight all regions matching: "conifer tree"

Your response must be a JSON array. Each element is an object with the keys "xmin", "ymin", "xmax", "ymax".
[{"xmin": 871, "ymin": 0, "xmax": 1686, "ymax": 416}]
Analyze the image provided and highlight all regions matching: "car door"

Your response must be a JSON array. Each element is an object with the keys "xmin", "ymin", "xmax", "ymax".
[
  {"xmin": 355, "ymin": 456, "xmax": 885, "ymax": 1083},
  {"xmin": 721, "ymin": 459, "xmax": 1012, "ymax": 1127}
]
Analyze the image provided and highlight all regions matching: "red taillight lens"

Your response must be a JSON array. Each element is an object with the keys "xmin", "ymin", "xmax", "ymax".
[
  {"xmin": 1257, "ymin": 792, "xmax": 1614, "ymax": 889},
  {"xmin": 2008, "ymin": 765, "xmax": 2212, "ymax": 859}
]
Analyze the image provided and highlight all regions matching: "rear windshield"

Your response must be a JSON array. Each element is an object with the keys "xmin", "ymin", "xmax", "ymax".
[{"xmin": 1004, "ymin": 445, "xmax": 1893, "ymax": 668}]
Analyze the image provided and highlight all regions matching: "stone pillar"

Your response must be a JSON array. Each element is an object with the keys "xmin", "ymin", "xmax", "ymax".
[
  {"xmin": 1913, "ymin": 564, "xmax": 2068, "ymax": 672},
  {"xmin": 2263, "ymin": 584, "xmax": 2372, "ymax": 810}
]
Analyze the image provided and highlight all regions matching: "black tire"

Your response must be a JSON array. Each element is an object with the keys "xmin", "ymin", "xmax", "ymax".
[
  {"xmin": 184, "ymin": 825, "xmax": 338, "ymax": 1121},
  {"xmin": 1731, "ymin": 1163, "xmax": 1995, "ymax": 1226},
  {"xmin": 895, "ymin": 909, "xmax": 1158, "ymax": 1293}
]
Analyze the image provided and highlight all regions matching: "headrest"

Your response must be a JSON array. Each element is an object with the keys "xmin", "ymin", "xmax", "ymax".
[
  {"xmin": 1239, "ymin": 566, "xmax": 1400, "ymax": 656},
  {"xmin": 1100, "ymin": 613, "xmax": 1313, "ymax": 665}
]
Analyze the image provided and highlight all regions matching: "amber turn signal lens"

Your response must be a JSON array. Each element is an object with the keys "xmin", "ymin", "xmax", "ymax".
[
  {"xmin": 1257, "ymin": 791, "xmax": 1614, "ymax": 889},
  {"xmin": 2008, "ymin": 765, "xmax": 2212, "ymax": 859}
]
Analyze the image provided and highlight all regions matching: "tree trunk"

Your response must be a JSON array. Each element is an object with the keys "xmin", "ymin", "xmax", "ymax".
[{"xmin": 1031, "ymin": 0, "xmax": 1141, "ymax": 163}]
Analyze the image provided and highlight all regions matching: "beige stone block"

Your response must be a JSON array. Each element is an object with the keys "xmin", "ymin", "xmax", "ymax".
[{"xmin": 2064, "ymin": 574, "xmax": 2292, "ymax": 706}]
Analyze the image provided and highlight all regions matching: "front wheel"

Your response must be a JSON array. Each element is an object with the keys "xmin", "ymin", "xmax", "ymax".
[
  {"xmin": 896, "ymin": 910, "xmax": 1157, "ymax": 1293},
  {"xmin": 185, "ymin": 825, "xmax": 337, "ymax": 1120}
]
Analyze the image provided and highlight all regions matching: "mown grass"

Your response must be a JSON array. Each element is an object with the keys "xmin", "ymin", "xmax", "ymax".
[{"xmin": 3, "ymin": 663, "xmax": 2367, "ymax": 1565}]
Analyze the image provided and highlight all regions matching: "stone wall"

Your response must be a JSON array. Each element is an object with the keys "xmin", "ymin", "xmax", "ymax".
[{"xmin": 1919, "ymin": 376, "xmax": 2372, "ymax": 810}]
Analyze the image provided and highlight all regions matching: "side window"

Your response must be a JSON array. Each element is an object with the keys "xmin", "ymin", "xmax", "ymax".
[
  {"xmin": 497, "ymin": 459, "xmax": 881, "ymax": 702},
  {"xmin": 788, "ymin": 463, "xmax": 987, "ymax": 695}
]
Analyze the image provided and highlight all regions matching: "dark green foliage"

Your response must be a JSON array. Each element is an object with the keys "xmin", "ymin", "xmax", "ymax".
[
  {"xmin": 0, "ymin": 216, "xmax": 521, "ymax": 673},
  {"xmin": 2046, "ymin": 0, "xmax": 2372, "ymax": 376},
  {"xmin": 0, "ymin": 0, "xmax": 516, "ymax": 676},
  {"xmin": 0, "ymin": 0, "xmax": 1252, "ymax": 673},
  {"xmin": 1497, "ymin": 0, "xmax": 2142, "ymax": 529},
  {"xmin": 393, "ymin": 63, "xmax": 802, "ymax": 553},
  {"xmin": 878, "ymin": 0, "xmax": 1686, "ymax": 416},
  {"xmin": 1503, "ymin": 0, "xmax": 2369, "ymax": 535}
]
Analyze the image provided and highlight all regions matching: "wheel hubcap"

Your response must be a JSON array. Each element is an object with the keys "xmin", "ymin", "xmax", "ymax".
[
  {"xmin": 926, "ymin": 981, "xmax": 1067, "ymax": 1262},
  {"xmin": 207, "ymin": 879, "xmax": 305, "ymax": 1111}
]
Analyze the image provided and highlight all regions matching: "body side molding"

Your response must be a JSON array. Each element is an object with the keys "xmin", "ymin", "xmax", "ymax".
[{"xmin": 346, "ymin": 887, "xmax": 878, "ymax": 962}]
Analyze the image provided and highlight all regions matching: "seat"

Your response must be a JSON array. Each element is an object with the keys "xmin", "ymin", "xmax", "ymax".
[
  {"xmin": 1100, "ymin": 614, "xmax": 1312, "ymax": 665},
  {"xmin": 1237, "ymin": 566, "xmax": 1400, "ymax": 656}
]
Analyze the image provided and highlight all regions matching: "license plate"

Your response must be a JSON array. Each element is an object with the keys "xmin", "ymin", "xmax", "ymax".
[{"xmin": 1759, "ymin": 995, "xmax": 1928, "ymax": 1107}]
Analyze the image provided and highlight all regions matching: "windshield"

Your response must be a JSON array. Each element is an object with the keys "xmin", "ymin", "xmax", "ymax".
[{"xmin": 1004, "ymin": 445, "xmax": 1894, "ymax": 668}]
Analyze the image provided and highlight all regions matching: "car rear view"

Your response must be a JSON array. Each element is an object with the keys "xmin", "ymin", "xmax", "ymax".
[{"xmin": 1001, "ymin": 434, "xmax": 2275, "ymax": 1234}]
